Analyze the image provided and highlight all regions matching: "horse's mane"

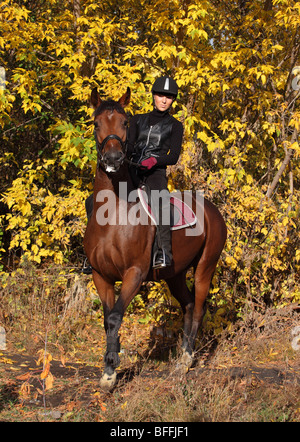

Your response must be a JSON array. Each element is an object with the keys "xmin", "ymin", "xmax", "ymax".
[{"xmin": 94, "ymin": 99, "xmax": 126, "ymax": 117}]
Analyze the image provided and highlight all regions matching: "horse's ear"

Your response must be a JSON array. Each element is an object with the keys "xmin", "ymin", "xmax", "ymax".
[
  {"xmin": 91, "ymin": 87, "xmax": 102, "ymax": 109},
  {"xmin": 118, "ymin": 87, "xmax": 131, "ymax": 108}
]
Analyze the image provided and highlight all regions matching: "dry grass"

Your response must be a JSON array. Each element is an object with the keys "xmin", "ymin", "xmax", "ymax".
[{"xmin": 103, "ymin": 307, "xmax": 300, "ymax": 423}]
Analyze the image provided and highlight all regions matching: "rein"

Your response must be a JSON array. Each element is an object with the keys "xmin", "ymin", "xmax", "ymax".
[{"xmin": 124, "ymin": 157, "xmax": 146, "ymax": 169}]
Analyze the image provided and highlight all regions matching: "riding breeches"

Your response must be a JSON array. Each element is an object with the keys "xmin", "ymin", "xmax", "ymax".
[{"xmin": 138, "ymin": 168, "xmax": 172, "ymax": 260}]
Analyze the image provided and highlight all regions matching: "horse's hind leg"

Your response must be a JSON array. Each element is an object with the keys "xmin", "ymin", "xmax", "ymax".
[
  {"xmin": 186, "ymin": 259, "xmax": 218, "ymax": 357},
  {"xmin": 166, "ymin": 272, "xmax": 195, "ymax": 354}
]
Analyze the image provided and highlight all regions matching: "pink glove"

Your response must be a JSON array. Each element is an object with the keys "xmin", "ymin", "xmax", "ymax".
[{"xmin": 141, "ymin": 157, "xmax": 157, "ymax": 170}]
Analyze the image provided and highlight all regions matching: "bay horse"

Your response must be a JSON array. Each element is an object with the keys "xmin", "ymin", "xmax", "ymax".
[{"xmin": 83, "ymin": 86, "xmax": 227, "ymax": 390}]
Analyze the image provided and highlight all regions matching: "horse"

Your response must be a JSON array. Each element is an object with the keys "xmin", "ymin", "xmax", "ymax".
[{"xmin": 83, "ymin": 86, "xmax": 227, "ymax": 390}]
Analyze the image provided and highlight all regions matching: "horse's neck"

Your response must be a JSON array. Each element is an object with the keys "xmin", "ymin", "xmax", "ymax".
[{"xmin": 94, "ymin": 165, "xmax": 135, "ymax": 199}]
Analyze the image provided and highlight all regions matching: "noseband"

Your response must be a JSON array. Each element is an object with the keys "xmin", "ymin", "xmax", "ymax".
[
  {"xmin": 95, "ymin": 132, "xmax": 127, "ymax": 171},
  {"xmin": 97, "ymin": 134, "xmax": 127, "ymax": 154}
]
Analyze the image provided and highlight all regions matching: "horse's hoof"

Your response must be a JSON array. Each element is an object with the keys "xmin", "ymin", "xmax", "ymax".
[
  {"xmin": 100, "ymin": 371, "xmax": 117, "ymax": 391},
  {"xmin": 174, "ymin": 350, "xmax": 194, "ymax": 374}
]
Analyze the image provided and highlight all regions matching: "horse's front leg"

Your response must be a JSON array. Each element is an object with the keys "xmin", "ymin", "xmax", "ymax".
[
  {"xmin": 101, "ymin": 267, "xmax": 144, "ymax": 391},
  {"xmin": 92, "ymin": 271, "xmax": 117, "ymax": 388}
]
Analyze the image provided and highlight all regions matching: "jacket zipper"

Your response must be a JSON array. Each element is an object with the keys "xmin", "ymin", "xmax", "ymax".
[{"xmin": 138, "ymin": 125, "xmax": 153, "ymax": 163}]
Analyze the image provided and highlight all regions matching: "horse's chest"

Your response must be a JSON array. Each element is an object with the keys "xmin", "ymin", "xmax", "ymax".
[{"xmin": 92, "ymin": 232, "xmax": 125, "ymax": 275}]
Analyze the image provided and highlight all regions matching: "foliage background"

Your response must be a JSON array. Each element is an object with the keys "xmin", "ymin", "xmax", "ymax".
[{"xmin": 0, "ymin": 0, "xmax": 299, "ymax": 333}]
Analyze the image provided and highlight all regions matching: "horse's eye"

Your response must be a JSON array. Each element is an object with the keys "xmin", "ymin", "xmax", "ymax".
[{"xmin": 123, "ymin": 120, "xmax": 128, "ymax": 128}]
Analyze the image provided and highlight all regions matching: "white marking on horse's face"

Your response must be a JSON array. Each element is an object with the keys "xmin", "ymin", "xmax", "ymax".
[{"xmin": 105, "ymin": 165, "xmax": 117, "ymax": 173}]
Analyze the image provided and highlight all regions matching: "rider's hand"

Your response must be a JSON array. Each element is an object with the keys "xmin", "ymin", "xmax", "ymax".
[{"xmin": 141, "ymin": 157, "xmax": 157, "ymax": 170}]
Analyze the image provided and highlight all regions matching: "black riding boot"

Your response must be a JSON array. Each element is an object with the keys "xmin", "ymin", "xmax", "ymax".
[
  {"xmin": 152, "ymin": 191, "xmax": 172, "ymax": 269},
  {"xmin": 153, "ymin": 223, "xmax": 172, "ymax": 269}
]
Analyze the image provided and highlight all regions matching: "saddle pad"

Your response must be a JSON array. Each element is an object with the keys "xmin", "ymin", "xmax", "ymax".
[{"xmin": 137, "ymin": 188, "xmax": 197, "ymax": 230}]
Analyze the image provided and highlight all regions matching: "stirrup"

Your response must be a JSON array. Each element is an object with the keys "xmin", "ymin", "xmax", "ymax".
[
  {"xmin": 82, "ymin": 258, "xmax": 93, "ymax": 275},
  {"xmin": 153, "ymin": 249, "xmax": 169, "ymax": 269}
]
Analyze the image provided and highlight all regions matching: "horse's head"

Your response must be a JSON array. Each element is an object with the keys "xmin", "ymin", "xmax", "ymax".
[{"xmin": 91, "ymin": 87, "xmax": 131, "ymax": 173}]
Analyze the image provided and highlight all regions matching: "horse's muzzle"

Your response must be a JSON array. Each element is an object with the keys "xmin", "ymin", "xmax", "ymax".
[{"xmin": 102, "ymin": 150, "xmax": 125, "ymax": 173}]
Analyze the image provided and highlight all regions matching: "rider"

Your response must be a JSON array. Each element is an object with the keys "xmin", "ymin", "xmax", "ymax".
[
  {"xmin": 82, "ymin": 76, "xmax": 183, "ymax": 273},
  {"xmin": 127, "ymin": 76, "xmax": 183, "ymax": 268}
]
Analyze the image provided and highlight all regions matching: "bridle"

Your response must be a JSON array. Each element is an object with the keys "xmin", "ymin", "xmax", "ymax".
[
  {"xmin": 94, "ymin": 130, "xmax": 144, "ymax": 171},
  {"xmin": 96, "ymin": 133, "xmax": 127, "ymax": 156},
  {"xmin": 95, "ymin": 131, "xmax": 127, "ymax": 171}
]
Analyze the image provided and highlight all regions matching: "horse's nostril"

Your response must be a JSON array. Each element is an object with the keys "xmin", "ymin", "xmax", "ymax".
[
  {"xmin": 115, "ymin": 151, "xmax": 123, "ymax": 160},
  {"xmin": 102, "ymin": 151, "xmax": 125, "ymax": 173},
  {"xmin": 104, "ymin": 151, "xmax": 123, "ymax": 161}
]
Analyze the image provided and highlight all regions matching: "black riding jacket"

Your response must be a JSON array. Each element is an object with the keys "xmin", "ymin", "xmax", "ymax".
[{"xmin": 127, "ymin": 109, "xmax": 184, "ymax": 168}]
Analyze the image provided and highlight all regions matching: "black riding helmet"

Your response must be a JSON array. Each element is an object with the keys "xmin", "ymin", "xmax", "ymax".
[{"xmin": 152, "ymin": 76, "xmax": 178, "ymax": 98}]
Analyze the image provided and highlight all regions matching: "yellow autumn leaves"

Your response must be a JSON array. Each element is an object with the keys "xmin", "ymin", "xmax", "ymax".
[
  {"xmin": 15, "ymin": 349, "xmax": 54, "ymax": 400},
  {"xmin": 0, "ymin": 0, "xmax": 299, "ymax": 315},
  {"xmin": 37, "ymin": 350, "xmax": 54, "ymax": 392}
]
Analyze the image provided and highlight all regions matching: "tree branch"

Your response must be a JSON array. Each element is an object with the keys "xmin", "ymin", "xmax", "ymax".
[{"xmin": 266, "ymin": 128, "xmax": 298, "ymax": 199}]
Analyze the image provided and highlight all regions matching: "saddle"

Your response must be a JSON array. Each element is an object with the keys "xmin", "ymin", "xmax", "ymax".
[{"xmin": 137, "ymin": 186, "xmax": 197, "ymax": 230}]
